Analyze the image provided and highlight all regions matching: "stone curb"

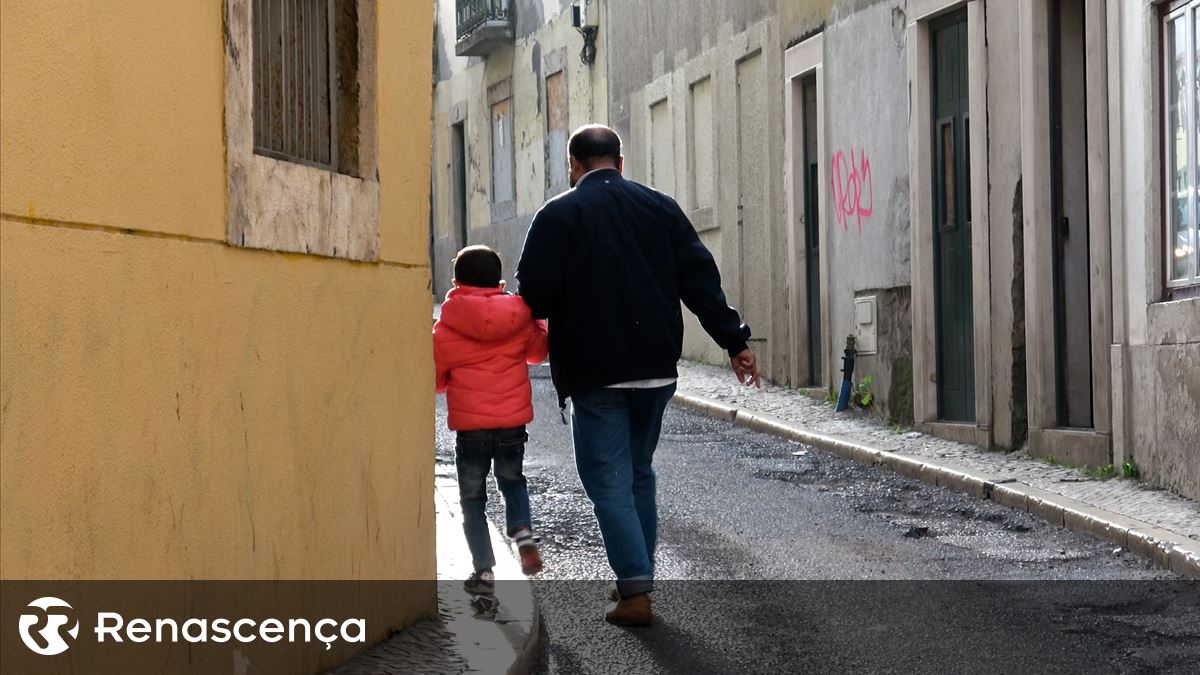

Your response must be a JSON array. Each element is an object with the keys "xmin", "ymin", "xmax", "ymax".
[
  {"xmin": 673, "ymin": 392, "xmax": 1200, "ymax": 579},
  {"xmin": 506, "ymin": 590, "xmax": 540, "ymax": 675}
]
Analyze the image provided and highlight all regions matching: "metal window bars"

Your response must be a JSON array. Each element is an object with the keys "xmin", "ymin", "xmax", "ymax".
[{"xmin": 252, "ymin": 0, "xmax": 335, "ymax": 170}]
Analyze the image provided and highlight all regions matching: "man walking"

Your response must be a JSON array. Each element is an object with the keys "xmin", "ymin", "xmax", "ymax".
[{"xmin": 517, "ymin": 124, "xmax": 759, "ymax": 626}]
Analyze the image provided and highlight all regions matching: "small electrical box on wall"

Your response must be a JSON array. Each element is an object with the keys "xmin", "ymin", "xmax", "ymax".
[
  {"xmin": 572, "ymin": 0, "xmax": 600, "ymax": 66},
  {"xmin": 854, "ymin": 296, "xmax": 878, "ymax": 355},
  {"xmin": 572, "ymin": 0, "xmax": 600, "ymax": 28}
]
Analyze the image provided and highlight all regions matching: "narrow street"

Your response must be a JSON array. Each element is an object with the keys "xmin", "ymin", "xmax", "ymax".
[{"xmin": 436, "ymin": 379, "xmax": 1199, "ymax": 674}]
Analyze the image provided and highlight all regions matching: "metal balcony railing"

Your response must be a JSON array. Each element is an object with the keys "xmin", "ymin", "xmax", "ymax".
[{"xmin": 456, "ymin": 0, "xmax": 512, "ymax": 42}]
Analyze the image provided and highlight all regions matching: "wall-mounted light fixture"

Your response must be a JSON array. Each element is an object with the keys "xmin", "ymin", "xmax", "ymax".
[{"xmin": 572, "ymin": 0, "xmax": 599, "ymax": 66}]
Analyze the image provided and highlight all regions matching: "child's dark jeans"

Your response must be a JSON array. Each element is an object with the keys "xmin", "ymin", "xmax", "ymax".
[{"xmin": 455, "ymin": 425, "xmax": 532, "ymax": 572}]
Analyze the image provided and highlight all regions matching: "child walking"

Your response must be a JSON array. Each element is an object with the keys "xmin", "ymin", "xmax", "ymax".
[{"xmin": 433, "ymin": 245, "xmax": 548, "ymax": 595}]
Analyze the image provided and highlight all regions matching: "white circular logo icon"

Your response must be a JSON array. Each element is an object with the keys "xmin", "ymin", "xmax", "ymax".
[{"xmin": 18, "ymin": 597, "xmax": 79, "ymax": 655}]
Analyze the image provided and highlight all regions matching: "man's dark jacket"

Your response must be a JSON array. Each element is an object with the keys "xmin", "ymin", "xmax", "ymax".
[{"xmin": 516, "ymin": 168, "xmax": 750, "ymax": 405}]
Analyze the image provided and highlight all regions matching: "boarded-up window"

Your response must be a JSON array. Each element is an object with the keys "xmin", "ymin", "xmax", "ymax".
[
  {"xmin": 545, "ymin": 71, "xmax": 568, "ymax": 190},
  {"xmin": 689, "ymin": 78, "xmax": 714, "ymax": 209},
  {"xmin": 650, "ymin": 99, "xmax": 675, "ymax": 193},
  {"xmin": 491, "ymin": 98, "xmax": 515, "ymax": 204},
  {"xmin": 253, "ymin": 0, "xmax": 359, "ymax": 174}
]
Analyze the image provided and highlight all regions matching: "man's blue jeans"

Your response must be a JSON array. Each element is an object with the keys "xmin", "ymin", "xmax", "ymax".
[
  {"xmin": 570, "ymin": 383, "xmax": 676, "ymax": 598},
  {"xmin": 456, "ymin": 426, "xmax": 532, "ymax": 573}
]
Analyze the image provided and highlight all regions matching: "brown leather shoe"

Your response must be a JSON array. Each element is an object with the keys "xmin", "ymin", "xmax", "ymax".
[{"xmin": 605, "ymin": 592, "xmax": 652, "ymax": 627}]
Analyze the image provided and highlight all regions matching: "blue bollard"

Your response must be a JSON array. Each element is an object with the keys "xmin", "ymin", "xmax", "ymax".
[{"xmin": 835, "ymin": 334, "xmax": 857, "ymax": 412}]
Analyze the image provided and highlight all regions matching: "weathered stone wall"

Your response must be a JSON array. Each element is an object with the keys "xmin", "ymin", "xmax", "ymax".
[{"xmin": 430, "ymin": 0, "xmax": 605, "ymax": 298}]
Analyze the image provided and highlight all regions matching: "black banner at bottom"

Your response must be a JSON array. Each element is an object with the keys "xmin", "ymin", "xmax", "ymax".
[{"xmin": 1, "ymin": 581, "xmax": 1197, "ymax": 674}]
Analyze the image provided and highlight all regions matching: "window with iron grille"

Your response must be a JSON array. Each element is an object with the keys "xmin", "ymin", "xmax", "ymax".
[{"xmin": 252, "ymin": 0, "xmax": 359, "ymax": 175}]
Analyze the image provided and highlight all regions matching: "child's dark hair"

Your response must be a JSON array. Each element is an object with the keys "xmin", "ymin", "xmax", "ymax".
[{"xmin": 453, "ymin": 245, "xmax": 503, "ymax": 288}]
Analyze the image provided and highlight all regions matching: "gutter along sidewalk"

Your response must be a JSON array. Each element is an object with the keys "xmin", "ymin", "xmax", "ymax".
[{"xmin": 672, "ymin": 361, "xmax": 1200, "ymax": 578}]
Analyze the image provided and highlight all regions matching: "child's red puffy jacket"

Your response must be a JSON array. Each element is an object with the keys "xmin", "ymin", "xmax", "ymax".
[{"xmin": 433, "ymin": 285, "xmax": 548, "ymax": 431}]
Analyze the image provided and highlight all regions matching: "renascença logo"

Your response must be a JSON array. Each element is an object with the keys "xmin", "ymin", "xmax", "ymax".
[
  {"xmin": 15, "ymin": 596, "xmax": 366, "ymax": 655},
  {"xmin": 18, "ymin": 597, "xmax": 80, "ymax": 655}
]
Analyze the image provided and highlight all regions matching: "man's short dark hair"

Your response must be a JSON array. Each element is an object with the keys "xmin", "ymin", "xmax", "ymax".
[
  {"xmin": 453, "ymin": 245, "xmax": 503, "ymax": 288},
  {"xmin": 568, "ymin": 124, "xmax": 622, "ymax": 169}
]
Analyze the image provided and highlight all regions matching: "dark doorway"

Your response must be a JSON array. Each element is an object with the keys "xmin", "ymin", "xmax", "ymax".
[
  {"xmin": 801, "ymin": 73, "xmax": 823, "ymax": 386},
  {"xmin": 1049, "ymin": 0, "xmax": 1094, "ymax": 428},
  {"xmin": 931, "ymin": 10, "xmax": 975, "ymax": 422},
  {"xmin": 451, "ymin": 122, "xmax": 468, "ymax": 249}
]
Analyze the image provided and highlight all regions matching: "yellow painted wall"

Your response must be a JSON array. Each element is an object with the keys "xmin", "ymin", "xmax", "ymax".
[
  {"xmin": 1, "ymin": 221, "xmax": 434, "ymax": 580},
  {"xmin": 0, "ymin": 0, "xmax": 226, "ymax": 239},
  {"xmin": 378, "ymin": 0, "xmax": 436, "ymax": 266},
  {"xmin": 0, "ymin": 0, "xmax": 435, "ymax": 599}
]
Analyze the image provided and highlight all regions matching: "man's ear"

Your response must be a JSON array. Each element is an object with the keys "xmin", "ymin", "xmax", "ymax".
[{"xmin": 617, "ymin": 155, "xmax": 625, "ymax": 174}]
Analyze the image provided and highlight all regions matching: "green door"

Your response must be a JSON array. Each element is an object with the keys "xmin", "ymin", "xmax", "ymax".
[{"xmin": 931, "ymin": 11, "xmax": 975, "ymax": 422}]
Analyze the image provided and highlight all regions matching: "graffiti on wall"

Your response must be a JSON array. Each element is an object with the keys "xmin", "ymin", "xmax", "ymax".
[{"xmin": 831, "ymin": 149, "xmax": 874, "ymax": 235}]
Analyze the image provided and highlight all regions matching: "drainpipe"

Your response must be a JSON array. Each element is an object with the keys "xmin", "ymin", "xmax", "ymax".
[{"xmin": 835, "ymin": 334, "xmax": 857, "ymax": 412}]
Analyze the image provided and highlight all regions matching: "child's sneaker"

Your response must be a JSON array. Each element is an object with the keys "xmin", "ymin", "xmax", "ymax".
[
  {"xmin": 512, "ymin": 529, "xmax": 543, "ymax": 576},
  {"xmin": 463, "ymin": 569, "xmax": 495, "ymax": 596}
]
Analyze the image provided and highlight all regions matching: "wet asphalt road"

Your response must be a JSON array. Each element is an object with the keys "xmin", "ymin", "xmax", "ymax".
[{"xmin": 435, "ymin": 379, "xmax": 1199, "ymax": 674}]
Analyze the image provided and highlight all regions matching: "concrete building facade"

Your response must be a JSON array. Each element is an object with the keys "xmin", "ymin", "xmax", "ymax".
[
  {"xmin": 430, "ymin": 0, "xmax": 609, "ymax": 298},
  {"xmin": 1103, "ymin": 0, "xmax": 1200, "ymax": 498},
  {"xmin": 2, "ymin": 0, "xmax": 436, "ymax": 670},
  {"xmin": 429, "ymin": 0, "xmax": 1199, "ymax": 500}
]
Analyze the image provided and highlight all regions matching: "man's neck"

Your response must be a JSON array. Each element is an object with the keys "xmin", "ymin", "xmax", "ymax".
[{"xmin": 576, "ymin": 165, "xmax": 618, "ymax": 187}]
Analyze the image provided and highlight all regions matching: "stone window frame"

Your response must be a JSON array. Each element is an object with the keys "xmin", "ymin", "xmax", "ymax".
[
  {"xmin": 1115, "ymin": 0, "xmax": 1200, "ymax": 324},
  {"xmin": 784, "ymin": 32, "xmax": 831, "ymax": 392},
  {"xmin": 223, "ymin": 0, "xmax": 379, "ymax": 261},
  {"xmin": 1130, "ymin": 0, "xmax": 1200, "ymax": 339}
]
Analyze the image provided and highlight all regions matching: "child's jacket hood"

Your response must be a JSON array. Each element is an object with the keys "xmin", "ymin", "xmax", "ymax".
[{"xmin": 438, "ymin": 285, "xmax": 532, "ymax": 343}]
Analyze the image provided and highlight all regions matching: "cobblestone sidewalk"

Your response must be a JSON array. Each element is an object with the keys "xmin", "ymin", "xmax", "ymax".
[
  {"xmin": 329, "ymin": 604, "xmax": 467, "ymax": 675},
  {"xmin": 675, "ymin": 360, "xmax": 1200, "ymax": 541}
]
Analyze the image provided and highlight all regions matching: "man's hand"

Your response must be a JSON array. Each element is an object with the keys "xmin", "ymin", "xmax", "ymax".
[{"xmin": 731, "ymin": 349, "xmax": 760, "ymax": 388}]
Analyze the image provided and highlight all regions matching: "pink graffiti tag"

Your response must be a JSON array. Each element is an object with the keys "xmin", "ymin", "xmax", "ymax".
[{"xmin": 830, "ymin": 149, "xmax": 874, "ymax": 235}]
